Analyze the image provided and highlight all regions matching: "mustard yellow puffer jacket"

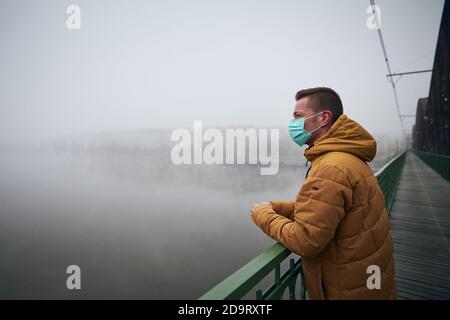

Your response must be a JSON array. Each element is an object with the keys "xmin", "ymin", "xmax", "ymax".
[{"xmin": 251, "ymin": 114, "xmax": 396, "ymax": 300}]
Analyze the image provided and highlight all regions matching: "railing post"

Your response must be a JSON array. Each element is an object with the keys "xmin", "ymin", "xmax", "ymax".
[{"xmin": 288, "ymin": 259, "xmax": 296, "ymax": 300}]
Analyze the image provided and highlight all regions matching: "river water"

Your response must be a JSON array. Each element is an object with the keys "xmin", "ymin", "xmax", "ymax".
[{"xmin": 0, "ymin": 151, "xmax": 308, "ymax": 299}]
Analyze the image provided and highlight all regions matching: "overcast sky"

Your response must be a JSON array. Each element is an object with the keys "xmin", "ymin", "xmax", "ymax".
[{"xmin": 0, "ymin": 0, "xmax": 445, "ymax": 143}]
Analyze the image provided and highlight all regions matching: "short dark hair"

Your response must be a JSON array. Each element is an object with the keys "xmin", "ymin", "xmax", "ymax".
[{"xmin": 295, "ymin": 87, "xmax": 343, "ymax": 125}]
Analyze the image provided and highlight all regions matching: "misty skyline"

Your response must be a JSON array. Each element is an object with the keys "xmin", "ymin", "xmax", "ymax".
[{"xmin": 0, "ymin": 0, "xmax": 444, "ymax": 144}]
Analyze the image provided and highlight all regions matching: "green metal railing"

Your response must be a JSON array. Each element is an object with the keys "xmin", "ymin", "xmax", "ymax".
[
  {"xmin": 199, "ymin": 243, "xmax": 305, "ymax": 300},
  {"xmin": 414, "ymin": 150, "xmax": 450, "ymax": 182},
  {"xmin": 199, "ymin": 151, "xmax": 407, "ymax": 300},
  {"xmin": 375, "ymin": 151, "xmax": 407, "ymax": 214}
]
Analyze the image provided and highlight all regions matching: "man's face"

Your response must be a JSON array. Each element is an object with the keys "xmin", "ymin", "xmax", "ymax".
[{"xmin": 292, "ymin": 96, "xmax": 321, "ymax": 133}]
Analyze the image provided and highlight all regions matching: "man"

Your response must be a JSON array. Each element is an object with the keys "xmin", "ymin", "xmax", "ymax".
[{"xmin": 251, "ymin": 87, "xmax": 396, "ymax": 300}]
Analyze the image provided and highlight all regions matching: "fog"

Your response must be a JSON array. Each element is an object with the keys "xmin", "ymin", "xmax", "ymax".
[
  {"xmin": 0, "ymin": 0, "xmax": 444, "ymax": 299},
  {"xmin": 0, "ymin": 0, "xmax": 444, "ymax": 143},
  {"xmin": 0, "ymin": 144, "xmax": 307, "ymax": 299}
]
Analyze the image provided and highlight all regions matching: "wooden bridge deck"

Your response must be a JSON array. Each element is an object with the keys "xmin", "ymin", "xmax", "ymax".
[{"xmin": 389, "ymin": 152, "xmax": 450, "ymax": 299}]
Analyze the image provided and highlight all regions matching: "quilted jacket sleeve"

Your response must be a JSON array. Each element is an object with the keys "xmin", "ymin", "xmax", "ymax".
[
  {"xmin": 269, "ymin": 200, "xmax": 295, "ymax": 220},
  {"xmin": 251, "ymin": 164, "xmax": 353, "ymax": 258}
]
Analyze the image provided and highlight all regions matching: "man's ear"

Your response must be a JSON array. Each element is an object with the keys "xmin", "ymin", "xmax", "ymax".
[{"xmin": 321, "ymin": 110, "xmax": 333, "ymax": 127}]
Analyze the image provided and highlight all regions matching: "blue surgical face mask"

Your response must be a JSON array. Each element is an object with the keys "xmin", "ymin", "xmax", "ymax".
[{"xmin": 288, "ymin": 112, "xmax": 323, "ymax": 147}]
